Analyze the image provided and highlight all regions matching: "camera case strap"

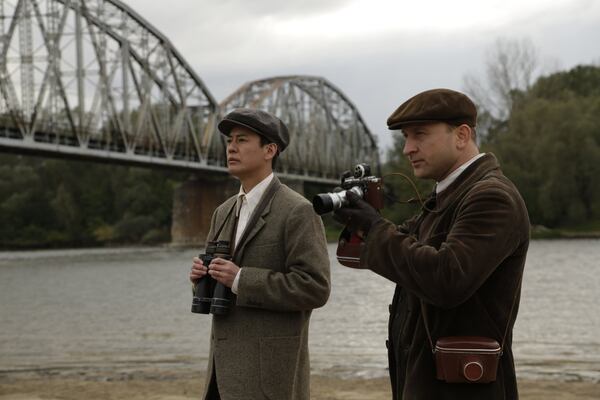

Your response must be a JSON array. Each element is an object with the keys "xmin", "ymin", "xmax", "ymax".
[{"xmin": 420, "ymin": 274, "xmax": 522, "ymax": 384}]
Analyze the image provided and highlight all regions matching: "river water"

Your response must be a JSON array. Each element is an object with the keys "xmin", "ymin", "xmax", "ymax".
[{"xmin": 0, "ymin": 240, "xmax": 599, "ymax": 382}]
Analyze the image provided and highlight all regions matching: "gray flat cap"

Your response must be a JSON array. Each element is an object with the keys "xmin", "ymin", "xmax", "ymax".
[{"xmin": 218, "ymin": 108, "xmax": 290, "ymax": 152}]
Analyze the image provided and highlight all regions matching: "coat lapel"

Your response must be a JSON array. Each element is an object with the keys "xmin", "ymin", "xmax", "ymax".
[
  {"xmin": 233, "ymin": 177, "xmax": 281, "ymax": 263},
  {"xmin": 213, "ymin": 199, "xmax": 238, "ymax": 244}
]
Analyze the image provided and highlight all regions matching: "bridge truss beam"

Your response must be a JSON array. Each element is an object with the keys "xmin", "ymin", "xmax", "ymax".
[
  {"xmin": 220, "ymin": 75, "xmax": 380, "ymax": 180},
  {"xmin": 0, "ymin": 1, "xmax": 379, "ymax": 184}
]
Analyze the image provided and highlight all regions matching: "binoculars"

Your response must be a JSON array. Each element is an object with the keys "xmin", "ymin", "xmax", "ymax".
[{"xmin": 191, "ymin": 240, "xmax": 233, "ymax": 315}]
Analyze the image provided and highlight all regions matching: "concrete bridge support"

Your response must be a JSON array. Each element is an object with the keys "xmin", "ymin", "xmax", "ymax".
[
  {"xmin": 171, "ymin": 176, "xmax": 237, "ymax": 247},
  {"xmin": 171, "ymin": 175, "xmax": 308, "ymax": 247}
]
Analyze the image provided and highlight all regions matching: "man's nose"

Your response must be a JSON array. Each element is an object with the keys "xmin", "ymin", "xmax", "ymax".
[{"xmin": 403, "ymin": 139, "xmax": 416, "ymax": 155}]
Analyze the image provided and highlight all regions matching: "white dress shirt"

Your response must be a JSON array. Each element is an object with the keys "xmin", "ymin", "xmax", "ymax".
[
  {"xmin": 231, "ymin": 173, "xmax": 274, "ymax": 294},
  {"xmin": 436, "ymin": 153, "xmax": 485, "ymax": 194}
]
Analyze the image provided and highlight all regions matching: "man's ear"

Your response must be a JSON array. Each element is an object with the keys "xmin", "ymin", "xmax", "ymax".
[
  {"xmin": 455, "ymin": 124, "xmax": 473, "ymax": 149},
  {"xmin": 264, "ymin": 143, "xmax": 278, "ymax": 160}
]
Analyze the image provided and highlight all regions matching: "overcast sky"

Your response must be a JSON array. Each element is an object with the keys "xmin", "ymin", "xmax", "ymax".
[{"xmin": 123, "ymin": 0, "xmax": 600, "ymax": 155}]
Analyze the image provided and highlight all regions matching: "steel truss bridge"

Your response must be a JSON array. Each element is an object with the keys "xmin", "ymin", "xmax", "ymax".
[{"xmin": 0, "ymin": 0, "xmax": 379, "ymax": 184}]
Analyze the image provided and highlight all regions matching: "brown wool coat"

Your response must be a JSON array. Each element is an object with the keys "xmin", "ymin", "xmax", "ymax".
[
  {"xmin": 361, "ymin": 153, "xmax": 530, "ymax": 399},
  {"xmin": 202, "ymin": 177, "xmax": 331, "ymax": 400}
]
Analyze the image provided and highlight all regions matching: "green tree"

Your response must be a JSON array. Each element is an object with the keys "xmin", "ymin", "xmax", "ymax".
[
  {"xmin": 490, "ymin": 66, "xmax": 600, "ymax": 227},
  {"xmin": 0, "ymin": 153, "xmax": 187, "ymax": 248},
  {"xmin": 0, "ymin": 159, "xmax": 58, "ymax": 247}
]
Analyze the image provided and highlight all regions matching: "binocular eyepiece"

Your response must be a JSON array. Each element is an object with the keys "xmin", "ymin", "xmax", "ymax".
[{"xmin": 191, "ymin": 240, "xmax": 233, "ymax": 315}]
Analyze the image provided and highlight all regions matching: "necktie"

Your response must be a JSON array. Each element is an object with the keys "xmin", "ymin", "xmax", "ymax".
[
  {"xmin": 235, "ymin": 194, "xmax": 245, "ymax": 217},
  {"xmin": 234, "ymin": 194, "xmax": 245, "ymax": 247}
]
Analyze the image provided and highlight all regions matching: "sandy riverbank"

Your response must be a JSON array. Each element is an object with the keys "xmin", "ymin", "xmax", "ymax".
[{"xmin": 1, "ymin": 370, "xmax": 598, "ymax": 400}]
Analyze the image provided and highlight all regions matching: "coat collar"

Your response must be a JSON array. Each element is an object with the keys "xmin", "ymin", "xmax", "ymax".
[{"xmin": 433, "ymin": 153, "xmax": 500, "ymax": 212}]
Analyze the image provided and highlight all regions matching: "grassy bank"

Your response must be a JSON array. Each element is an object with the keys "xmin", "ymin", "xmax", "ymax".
[{"xmin": 531, "ymin": 221, "xmax": 600, "ymax": 239}]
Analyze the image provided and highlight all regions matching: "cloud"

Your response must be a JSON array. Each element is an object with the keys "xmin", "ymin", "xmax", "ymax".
[{"xmin": 121, "ymin": 0, "xmax": 600, "ymax": 155}]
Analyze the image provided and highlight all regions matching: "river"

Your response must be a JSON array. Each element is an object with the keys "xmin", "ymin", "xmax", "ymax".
[{"xmin": 0, "ymin": 240, "xmax": 598, "ymax": 382}]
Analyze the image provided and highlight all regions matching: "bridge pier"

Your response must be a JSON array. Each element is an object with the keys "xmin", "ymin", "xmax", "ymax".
[
  {"xmin": 170, "ymin": 175, "xmax": 310, "ymax": 247},
  {"xmin": 3, "ymin": 3, "xmax": 380, "ymax": 248},
  {"xmin": 170, "ymin": 176, "xmax": 237, "ymax": 247}
]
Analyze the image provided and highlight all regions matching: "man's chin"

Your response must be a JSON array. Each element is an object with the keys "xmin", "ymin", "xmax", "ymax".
[
  {"xmin": 413, "ymin": 169, "xmax": 431, "ymax": 180},
  {"xmin": 227, "ymin": 166, "xmax": 240, "ymax": 175},
  {"xmin": 228, "ymin": 165, "xmax": 247, "ymax": 179}
]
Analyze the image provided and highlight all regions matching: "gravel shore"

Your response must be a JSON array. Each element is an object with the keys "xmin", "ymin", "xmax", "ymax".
[{"xmin": 1, "ymin": 369, "xmax": 598, "ymax": 399}]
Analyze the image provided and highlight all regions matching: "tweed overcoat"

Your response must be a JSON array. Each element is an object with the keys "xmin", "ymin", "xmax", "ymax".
[
  {"xmin": 201, "ymin": 177, "xmax": 331, "ymax": 400},
  {"xmin": 360, "ymin": 153, "xmax": 530, "ymax": 399}
]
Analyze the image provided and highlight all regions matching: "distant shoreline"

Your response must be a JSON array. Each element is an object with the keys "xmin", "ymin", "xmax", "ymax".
[
  {"xmin": 530, "ymin": 226, "xmax": 600, "ymax": 239},
  {"xmin": 1, "ymin": 232, "xmax": 600, "ymax": 252}
]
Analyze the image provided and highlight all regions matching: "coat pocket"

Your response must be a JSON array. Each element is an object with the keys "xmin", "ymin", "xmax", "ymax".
[{"xmin": 259, "ymin": 336, "xmax": 301, "ymax": 400}]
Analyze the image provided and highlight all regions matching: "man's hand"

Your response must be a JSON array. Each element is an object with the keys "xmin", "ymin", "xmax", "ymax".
[
  {"xmin": 208, "ymin": 258, "xmax": 240, "ymax": 288},
  {"xmin": 333, "ymin": 191, "xmax": 381, "ymax": 236},
  {"xmin": 190, "ymin": 257, "xmax": 207, "ymax": 283}
]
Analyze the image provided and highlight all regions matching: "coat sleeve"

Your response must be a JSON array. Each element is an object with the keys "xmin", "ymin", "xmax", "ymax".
[
  {"xmin": 361, "ymin": 183, "xmax": 527, "ymax": 309},
  {"xmin": 396, "ymin": 212, "xmax": 420, "ymax": 235},
  {"xmin": 235, "ymin": 202, "xmax": 331, "ymax": 312}
]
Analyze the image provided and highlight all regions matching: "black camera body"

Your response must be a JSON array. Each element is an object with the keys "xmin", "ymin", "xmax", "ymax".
[
  {"xmin": 312, "ymin": 163, "xmax": 384, "ymax": 215},
  {"xmin": 191, "ymin": 240, "xmax": 233, "ymax": 315},
  {"xmin": 312, "ymin": 163, "xmax": 384, "ymax": 268}
]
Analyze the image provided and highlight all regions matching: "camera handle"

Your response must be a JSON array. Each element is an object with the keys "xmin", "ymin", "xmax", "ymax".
[
  {"xmin": 421, "ymin": 272, "xmax": 524, "ymax": 356},
  {"xmin": 335, "ymin": 228, "xmax": 368, "ymax": 268}
]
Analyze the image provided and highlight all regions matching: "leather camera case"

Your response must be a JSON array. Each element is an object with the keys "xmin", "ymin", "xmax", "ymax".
[{"xmin": 434, "ymin": 336, "xmax": 502, "ymax": 383}]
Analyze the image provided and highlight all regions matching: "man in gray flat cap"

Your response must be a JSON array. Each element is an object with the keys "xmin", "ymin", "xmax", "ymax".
[
  {"xmin": 189, "ymin": 108, "xmax": 330, "ymax": 400},
  {"xmin": 334, "ymin": 89, "xmax": 530, "ymax": 399}
]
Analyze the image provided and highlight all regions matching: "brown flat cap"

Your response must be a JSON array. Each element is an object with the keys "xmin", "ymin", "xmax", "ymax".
[
  {"xmin": 218, "ymin": 108, "xmax": 290, "ymax": 152},
  {"xmin": 387, "ymin": 88, "xmax": 477, "ymax": 130}
]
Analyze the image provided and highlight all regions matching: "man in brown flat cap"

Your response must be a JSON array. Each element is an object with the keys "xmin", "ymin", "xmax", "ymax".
[
  {"xmin": 335, "ymin": 89, "xmax": 530, "ymax": 399},
  {"xmin": 189, "ymin": 108, "xmax": 330, "ymax": 400}
]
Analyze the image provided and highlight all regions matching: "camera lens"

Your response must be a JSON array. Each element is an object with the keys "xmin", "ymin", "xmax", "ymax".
[{"xmin": 312, "ymin": 194, "xmax": 334, "ymax": 215}]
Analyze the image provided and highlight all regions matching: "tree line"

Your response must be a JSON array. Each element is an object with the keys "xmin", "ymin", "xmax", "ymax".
[
  {"xmin": 0, "ymin": 155, "xmax": 188, "ymax": 249},
  {"xmin": 383, "ymin": 63, "xmax": 600, "ymax": 232},
  {"xmin": 1, "ymin": 63, "xmax": 599, "ymax": 249}
]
